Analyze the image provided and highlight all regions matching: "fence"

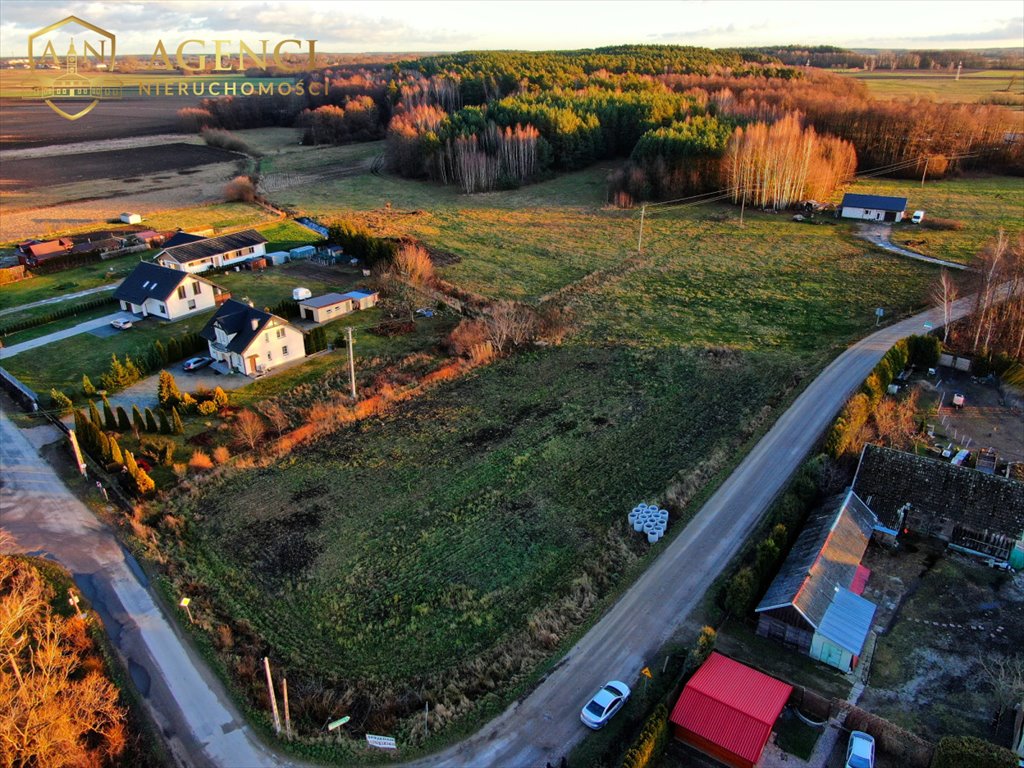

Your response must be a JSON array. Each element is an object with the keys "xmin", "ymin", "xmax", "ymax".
[
  {"xmin": 0, "ymin": 366, "xmax": 39, "ymax": 411},
  {"xmin": 0, "ymin": 265, "xmax": 28, "ymax": 285}
]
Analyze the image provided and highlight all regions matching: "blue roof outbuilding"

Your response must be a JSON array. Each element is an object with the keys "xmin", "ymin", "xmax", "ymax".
[
  {"xmin": 841, "ymin": 193, "xmax": 908, "ymax": 212},
  {"xmin": 817, "ymin": 588, "xmax": 877, "ymax": 656}
]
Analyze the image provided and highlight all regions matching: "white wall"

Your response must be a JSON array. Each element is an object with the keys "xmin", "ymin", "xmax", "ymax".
[
  {"xmin": 121, "ymin": 277, "xmax": 217, "ymax": 319},
  {"xmin": 243, "ymin": 319, "xmax": 305, "ymax": 373},
  {"xmin": 840, "ymin": 207, "xmax": 904, "ymax": 223},
  {"xmin": 158, "ymin": 242, "xmax": 267, "ymax": 274}
]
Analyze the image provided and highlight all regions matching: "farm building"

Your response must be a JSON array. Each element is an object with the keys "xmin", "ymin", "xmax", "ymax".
[
  {"xmin": 266, "ymin": 251, "xmax": 290, "ymax": 265},
  {"xmin": 289, "ymin": 245, "xmax": 316, "ymax": 259},
  {"xmin": 70, "ymin": 236, "xmax": 123, "ymax": 255},
  {"xmin": 343, "ymin": 289, "xmax": 378, "ymax": 310},
  {"xmin": 298, "ymin": 293, "xmax": 354, "ymax": 323},
  {"xmin": 669, "ymin": 652, "xmax": 792, "ymax": 768},
  {"xmin": 156, "ymin": 230, "xmax": 267, "ymax": 274},
  {"xmin": 128, "ymin": 230, "xmax": 163, "ymax": 246},
  {"xmin": 853, "ymin": 444, "xmax": 1024, "ymax": 568},
  {"xmin": 840, "ymin": 193, "xmax": 908, "ymax": 223},
  {"xmin": 755, "ymin": 489, "xmax": 878, "ymax": 673},
  {"xmin": 115, "ymin": 262, "xmax": 227, "ymax": 321},
  {"xmin": 199, "ymin": 299, "xmax": 305, "ymax": 377},
  {"xmin": 18, "ymin": 238, "xmax": 73, "ymax": 265},
  {"xmin": 119, "ymin": 212, "xmax": 142, "ymax": 224}
]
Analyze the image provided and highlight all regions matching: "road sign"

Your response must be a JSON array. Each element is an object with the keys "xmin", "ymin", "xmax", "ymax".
[
  {"xmin": 641, "ymin": 667, "xmax": 653, "ymax": 679},
  {"xmin": 327, "ymin": 716, "xmax": 350, "ymax": 731},
  {"xmin": 923, "ymin": 322, "xmax": 934, "ymax": 329},
  {"xmin": 366, "ymin": 734, "xmax": 397, "ymax": 750},
  {"xmin": 875, "ymin": 307, "xmax": 884, "ymax": 317}
]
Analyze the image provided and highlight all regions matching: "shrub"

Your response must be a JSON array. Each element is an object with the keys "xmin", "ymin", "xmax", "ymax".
[
  {"xmin": 907, "ymin": 334, "xmax": 941, "ymax": 368},
  {"xmin": 724, "ymin": 567, "xmax": 756, "ymax": 616},
  {"xmin": 197, "ymin": 400, "xmax": 218, "ymax": 416},
  {"xmin": 446, "ymin": 318, "xmax": 490, "ymax": 357},
  {"xmin": 688, "ymin": 626, "xmax": 717, "ymax": 670},
  {"xmin": 212, "ymin": 387, "xmax": 229, "ymax": 409},
  {"xmin": 931, "ymin": 736, "xmax": 1017, "ymax": 768},
  {"xmin": 621, "ymin": 704, "xmax": 669, "ymax": 768},
  {"xmin": 49, "ymin": 388, "xmax": 73, "ymax": 415},
  {"xmin": 390, "ymin": 242, "xmax": 434, "ymax": 286},
  {"xmin": 225, "ymin": 175, "xmax": 257, "ymax": 202},
  {"xmin": 140, "ymin": 436, "xmax": 175, "ymax": 466},
  {"xmin": 201, "ymin": 127, "xmax": 255, "ymax": 154},
  {"xmin": 212, "ymin": 446, "xmax": 231, "ymax": 464},
  {"xmin": 81, "ymin": 374, "xmax": 96, "ymax": 397},
  {"xmin": 188, "ymin": 450, "xmax": 214, "ymax": 471},
  {"xmin": 158, "ymin": 371, "xmax": 183, "ymax": 409},
  {"xmin": 99, "ymin": 354, "xmax": 141, "ymax": 392}
]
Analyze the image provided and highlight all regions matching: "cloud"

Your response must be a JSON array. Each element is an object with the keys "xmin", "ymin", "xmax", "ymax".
[{"xmin": 854, "ymin": 16, "xmax": 1024, "ymax": 46}]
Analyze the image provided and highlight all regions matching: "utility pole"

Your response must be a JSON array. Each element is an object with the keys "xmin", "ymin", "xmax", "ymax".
[
  {"xmin": 637, "ymin": 204, "xmax": 646, "ymax": 256},
  {"xmin": 346, "ymin": 326, "xmax": 357, "ymax": 400},
  {"xmin": 955, "ymin": 61, "xmax": 962, "ymax": 81},
  {"xmin": 282, "ymin": 677, "xmax": 292, "ymax": 739},
  {"xmin": 264, "ymin": 657, "xmax": 282, "ymax": 735},
  {"xmin": 739, "ymin": 192, "xmax": 746, "ymax": 227},
  {"xmin": 921, "ymin": 156, "xmax": 929, "ymax": 188}
]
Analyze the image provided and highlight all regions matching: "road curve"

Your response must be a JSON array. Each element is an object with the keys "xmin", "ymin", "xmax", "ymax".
[
  {"xmin": 0, "ymin": 409, "xmax": 292, "ymax": 768},
  {"xmin": 406, "ymin": 293, "xmax": 989, "ymax": 768}
]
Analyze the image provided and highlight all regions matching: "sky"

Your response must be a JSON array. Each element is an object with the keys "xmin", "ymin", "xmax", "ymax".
[{"xmin": 1, "ymin": 0, "xmax": 1022, "ymax": 56}]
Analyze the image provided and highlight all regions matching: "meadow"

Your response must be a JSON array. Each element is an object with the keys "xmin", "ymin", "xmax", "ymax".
[{"xmin": 840, "ymin": 68, "xmax": 1024, "ymax": 106}]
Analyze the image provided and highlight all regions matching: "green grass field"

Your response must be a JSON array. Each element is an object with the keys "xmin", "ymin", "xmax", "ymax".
[
  {"xmin": 0, "ymin": 252, "xmax": 148, "ymax": 312},
  {"xmin": 844, "ymin": 175, "xmax": 1024, "ymax": 264},
  {"xmin": 840, "ymin": 68, "xmax": 1024, "ymax": 106}
]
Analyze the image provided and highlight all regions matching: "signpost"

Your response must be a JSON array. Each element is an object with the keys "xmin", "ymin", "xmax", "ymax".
[
  {"xmin": 327, "ymin": 716, "xmax": 350, "ymax": 731},
  {"xmin": 875, "ymin": 307, "xmax": 884, "ymax": 326},
  {"xmin": 179, "ymin": 597, "xmax": 194, "ymax": 624},
  {"xmin": 366, "ymin": 734, "xmax": 397, "ymax": 750}
]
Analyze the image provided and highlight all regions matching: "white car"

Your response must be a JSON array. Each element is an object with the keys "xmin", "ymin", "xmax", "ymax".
[
  {"xmin": 110, "ymin": 318, "xmax": 133, "ymax": 330},
  {"xmin": 580, "ymin": 680, "xmax": 630, "ymax": 730},
  {"xmin": 845, "ymin": 730, "xmax": 875, "ymax": 768}
]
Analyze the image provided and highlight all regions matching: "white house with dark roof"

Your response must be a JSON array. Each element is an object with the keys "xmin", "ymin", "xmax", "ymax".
[
  {"xmin": 114, "ymin": 262, "xmax": 226, "ymax": 320},
  {"xmin": 199, "ymin": 299, "xmax": 305, "ymax": 376},
  {"xmin": 157, "ymin": 229, "xmax": 267, "ymax": 274},
  {"xmin": 840, "ymin": 193, "xmax": 908, "ymax": 223}
]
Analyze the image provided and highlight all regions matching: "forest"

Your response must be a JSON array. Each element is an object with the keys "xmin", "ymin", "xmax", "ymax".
[{"xmin": 179, "ymin": 45, "xmax": 1024, "ymax": 204}]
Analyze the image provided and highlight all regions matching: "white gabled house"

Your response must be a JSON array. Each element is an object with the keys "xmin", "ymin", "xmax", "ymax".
[
  {"xmin": 839, "ymin": 193, "xmax": 908, "ymax": 223},
  {"xmin": 114, "ymin": 262, "xmax": 227, "ymax": 320},
  {"xmin": 156, "ymin": 229, "xmax": 268, "ymax": 274},
  {"xmin": 199, "ymin": 299, "xmax": 306, "ymax": 376}
]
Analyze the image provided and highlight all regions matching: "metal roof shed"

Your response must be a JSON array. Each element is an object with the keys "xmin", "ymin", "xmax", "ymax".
[
  {"xmin": 670, "ymin": 652, "xmax": 792, "ymax": 768},
  {"xmin": 810, "ymin": 588, "xmax": 877, "ymax": 673}
]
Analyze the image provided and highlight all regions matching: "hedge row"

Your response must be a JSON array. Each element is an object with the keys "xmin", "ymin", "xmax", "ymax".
[
  {"xmin": 0, "ymin": 295, "xmax": 118, "ymax": 336},
  {"xmin": 621, "ymin": 704, "xmax": 669, "ymax": 768},
  {"xmin": 931, "ymin": 736, "xmax": 1017, "ymax": 768}
]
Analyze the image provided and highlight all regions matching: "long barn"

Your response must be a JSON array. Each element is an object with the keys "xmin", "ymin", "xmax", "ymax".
[{"xmin": 840, "ymin": 193, "xmax": 908, "ymax": 222}]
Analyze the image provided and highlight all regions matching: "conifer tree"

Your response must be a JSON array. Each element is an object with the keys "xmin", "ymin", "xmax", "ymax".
[
  {"xmin": 132, "ymin": 405, "xmax": 145, "ymax": 434},
  {"xmin": 158, "ymin": 370, "xmax": 182, "ymax": 409},
  {"xmin": 116, "ymin": 406, "xmax": 131, "ymax": 432},
  {"xmin": 109, "ymin": 435, "xmax": 124, "ymax": 466},
  {"xmin": 102, "ymin": 396, "xmax": 117, "ymax": 431},
  {"xmin": 88, "ymin": 400, "xmax": 102, "ymax": 429},
  {"xmin": 171, "ymin": 407, "xmax": 184, "ymax": 436},
  {"xmin": 81, "ymin": 374, "xmax": 96, "ymax": 397},
  {"xmin": 145, "ymin": 408, "xmax": 159, "ymax": 433},
  {"xmin": 158, "ymin": 409, "xmax": 170, "ymax": 435}
]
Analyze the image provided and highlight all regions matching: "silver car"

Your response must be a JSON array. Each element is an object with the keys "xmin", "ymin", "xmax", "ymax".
[
  {"xmin": 580, "ymin": 680, "xmax": 630, "ymax": 730},
  {"xmin": 845, "ymin": 731, "xmax": 875, "ymax": 768}
]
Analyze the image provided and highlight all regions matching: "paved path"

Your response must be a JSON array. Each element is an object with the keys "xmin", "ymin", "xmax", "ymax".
[
  {"xmin": 0, "ymin": 406, "xmax": 291, "ymax": 768},
  {"xmin": 0, "ymin": 281, "xmax": 122, "ymax": 317},
  {"xmin": 856, "ymin": 223, "xmax": 969, "ymax": 271},
  {"xmin": 406, "ymin": 293, "xmax": 993, "ymax": 768},
  {"xmin": 0, "ymin": 310, "xmax": 134, "ymax": 360}
]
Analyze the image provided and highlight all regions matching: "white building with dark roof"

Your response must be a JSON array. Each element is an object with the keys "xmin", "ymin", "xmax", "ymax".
[
  {"xmin": 114, "ymin": 262, "xmax": 226, "ymax": 320},
  {"xmin": 199, "ymin": 299, "xmax": 305, "ymax": 376},
  {"xmin": 157, "ymin": 230, "xmax": 267, "ymax": 273}
]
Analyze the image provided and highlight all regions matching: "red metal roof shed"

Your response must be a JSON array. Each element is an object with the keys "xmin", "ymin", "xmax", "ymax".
[{"xmin": 669, "ymin": 653, "xmax": 793, "ymax": 768}]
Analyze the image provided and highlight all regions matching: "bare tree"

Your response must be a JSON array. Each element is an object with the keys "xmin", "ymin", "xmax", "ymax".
[
  {"xmin": 970, "ymin": 230, "xmax": 1007, "ymax": 353},
  {"xmin": 485, "ymin": 300, "xmax": 538, "ymax": 352},
  {"xmin": 258, "ymin": 401, "xmax": 291, "ymax": 437},
  {"xmin": 390, "ymin": 243, "xmax": 434, "ymax": 287},
  {"xmin": 931, "ymin": 269, "xmax": 958, "ymax": 343},
  {"xmin": 978, "ymin": 654, "xmax": 1024, "ymax": 718},
  {"xmin": 232, "ymin": 410, "xmax": 266, "ymax": 452}
]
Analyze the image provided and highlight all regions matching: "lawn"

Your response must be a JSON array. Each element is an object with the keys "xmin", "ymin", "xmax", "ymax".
[
  {"xmin": 839, "ymin": 68, "xmax": 1024, "ymax": 106},
  {"xmin": 171, "ymin": 344, "xmax": 808, "ymax": 742},
  {"xmin": 0, "ymin": 301, "xmax": 118, "ymax": 346},
  {"xmin": 258, "ymin": 220, "xmax": 323, "ymax": 253},
  {"xmin": 840, "ymin": 175, "xmax": 1024, "ymax": 265},
  {"xmin": 0, "ymin": 251, "xmax": 150, "ymax": 312},
  {"xmin": 213, "ymin": 261, "xmax": 341, "ymax": 309},
  {"xmin": 144, "ymin": 202, "xmax": 279, "ymax": 235},
  {"xmin": 3, "ymin": 312, "xmax": 214, "ymax": 398}
]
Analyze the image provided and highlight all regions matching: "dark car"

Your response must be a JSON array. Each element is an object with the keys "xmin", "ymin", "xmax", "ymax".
[{"xmin": 182, "ymin": 356, "xmax": 213, "ymax": 372}]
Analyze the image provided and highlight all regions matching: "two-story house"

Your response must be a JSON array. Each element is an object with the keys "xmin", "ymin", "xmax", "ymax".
[
  {"xmin": 114, "ymin": 262, "xmax": 227, "ymax": 320},
  {"xmin": 199, "ymin": 299, "xmax": 306, "ymax": 376}
]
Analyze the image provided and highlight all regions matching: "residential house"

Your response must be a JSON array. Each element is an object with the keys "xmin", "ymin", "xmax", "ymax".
[
  {"xmin": 839, "ymin": 193, "xmax": 908, "ymax": 223},
  {"xmin": 755, "ymin": 489, "xmax": 878, "ymax": 673},
  {"xmin": 114, "ymin": 262, "xmax": 226, "ymax": 320},
  {"xmin": 199, "ymin": 299, "xmax": 305, "ymax": 376},
  {"xmin": 70, "ymin": 236, "xmax": 124, "ymax": 255},
  {"xmin": 852, "ymin": 443, "xmax": 1024, "ymax": 568},
  {"xmin": 18, "ymin": 238, "xmax": 73, "ymax": 265},
  {"xmin": 669, "ymin": 652, "xmax": 792, "ymax": 768},
  {"xmin": 160, "ymin": 231, "xmax": 205, "ymax": 249},
  {"xmin": 156, "ymin": 230, "xmax": 267, "ymax": 273},
  {"xmin": 298, "ymin": 293, "xmax": 354, "ymax": 323}
]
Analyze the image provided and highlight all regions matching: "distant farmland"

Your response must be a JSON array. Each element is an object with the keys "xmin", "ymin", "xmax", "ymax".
[{"xmin": 840, "ymin": 68, "xmax": 1024, "ymax": 108}]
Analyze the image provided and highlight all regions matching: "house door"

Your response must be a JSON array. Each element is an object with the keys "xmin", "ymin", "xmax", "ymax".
[
  {"xmin": 884, "ymin": 211, "xmax": 896, "ymax": 222},
  {"xmin": 247, "ymin": 355, "xmax": 259, "ymax": 374}
]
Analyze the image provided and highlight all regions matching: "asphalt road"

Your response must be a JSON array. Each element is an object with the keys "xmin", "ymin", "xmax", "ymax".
[
  {"xmin": 0, "ymin": 289, "xmax": 998, "ymax": 768},
  {"xmin": 0, "ymin": 406, "xmax": 291, "ymax": 768},
  {"xmin": 856, "ymin": 223, "xmax": 969, "ymax": 271},
  {"xmin": 0, "ymin": 310, "xmax": 136, "ymax": 359},
  {"xmin": 405, "ymin": 293, "xmax": 990, "ymax": 768},
  {"xmin": 0, "ymin": 281, "xmax": 121, "ymax": 317}
]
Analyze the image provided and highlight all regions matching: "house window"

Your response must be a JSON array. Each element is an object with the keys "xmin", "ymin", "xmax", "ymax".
[
  {"xmin": 188, "ymin": 299, "xmax": 197, "ymax": 310},
  {"xmin": 267, "ymin": 350, "xmax": 273, "ymax": 360},
  {"xmin": 177, "ymin": 286, "xmax": 187, "ymax": 299},
  {"xmin": 276, "ymin": 328, "xmax": 286, "ymax": 339},
  {"xmin": 264, "ymin": 332, "xmax": 270, "ymax": 343},
  {"xmin": 281, "ymin": 345, "xmax": 289, "ymax": 356},
  {"xmin": 157, "ymin": 303, "xmax": 166, "ymax": 314},
  {"xmin": 192, "ymin": 281, "xmax": 202, "ymax": 295}
]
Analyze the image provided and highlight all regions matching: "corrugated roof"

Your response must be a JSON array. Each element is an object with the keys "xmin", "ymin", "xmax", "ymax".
[
  {"xmin": 300, "ymin": 293, "xmax": 353, "ymax": 309},
  {"xmin": 817, "ymin": 588, "xmax": 876, "ymax": 655},
  {"xmin": 756, "ymin": 489, "xmax": 875, "ymax": 628},
  {"xmin": 161, "ymin": 231, "xmax": 205, "ymax": 248},
  {"xmin": 342, "ymin": 290, "xmax": 377, "ymax": 300},
  {"xmin": 161, "ymin": 229, "xmax": 266, "ymax": 264},
  {"xmin": 841, "ymin": 193, "xmax": 908, "ymax": 212},
  {"xmin": 670, "ymin": 653, "xmax": 792, "ymax": 765}
]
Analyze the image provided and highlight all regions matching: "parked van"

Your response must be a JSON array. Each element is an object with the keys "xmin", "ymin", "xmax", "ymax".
[{"xmin": 911, "ymin": 210, "xmax": 925, "ymax": 224}]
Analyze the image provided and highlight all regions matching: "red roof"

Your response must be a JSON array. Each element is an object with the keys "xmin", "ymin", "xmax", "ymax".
[
  {"xmin": 850, "ymin": 564, "xmax": 871, "ymax": 596},
  {"xmin": 670, "ymin": 653, "xmax": 792, "ymax": 765}
]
